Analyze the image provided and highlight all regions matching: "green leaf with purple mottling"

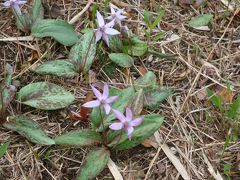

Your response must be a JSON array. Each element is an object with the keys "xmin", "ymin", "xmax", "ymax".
[{"xmin": 17, "ymin": 82, "xmax": 75, "ymax": 110}]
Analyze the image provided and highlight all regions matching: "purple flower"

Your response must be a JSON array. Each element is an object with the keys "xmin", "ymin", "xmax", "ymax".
[
  {"xmin": 107, "ymin": 7, "xmax": 127, "ymax": 26},
  {"xmin": 95, "ymin": 11, "xmax": 120, "ymax": 46},
  {"xmin": 82, "ymin": 83, "xmax": 118, "ymax": 114},
  {"xmin": 3, "ymin": 0, "xmax": 27, "ymax": 14},
  {"xmin": 109, "ymin": 108, "xmax": 143, "ymax": 140}
]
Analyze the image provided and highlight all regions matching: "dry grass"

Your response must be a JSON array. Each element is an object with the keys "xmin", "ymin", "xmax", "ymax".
[{"xmin": 1, "ymin": 0, "xmax": 240, "ymax": 179}]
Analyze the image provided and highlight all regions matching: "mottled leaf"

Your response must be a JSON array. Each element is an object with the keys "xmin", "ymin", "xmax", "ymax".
[
  {"xmin": 0, "ymin": 64, "xmax": 15, "ymax": 115},
  {"xmin": 124, "ymin": 36, "xmax": 148, "ymax": 57},
  {"xmin": 68, "ymin": 30, "xmax": 96, "ymax": 74},
  {"xmin": 109, "ymin": 35, "xmax": 123, "ymax": 52},
  {"xmin": 12, "ymin": 10, "xmax": 31, "ymax": 32},
  {"xmin": 17, "ymin": 82, "xmax": 75, "ymax": 110},
  {"xmin": 3, "ymin": 116, "xmax": 55, "ymax": 145},
  {"xmin": 107, "ymin": 114, "xmax": 164, "ymax": 150},
  {"xmin": 144, "ymin": 86, "xmax": 173, "ymax": 110},
  {"xmin": 128, "ymin": 88, "xmax": 144, "ymax": 116},
  {"xmin": 77, "ymin": 148, "xmax": 110, "ymax": 180},
  {"xmin": 0, "ymin": 142, "xmax": 9, "ymax": 158},
  {"xmin": 54, "ymin": 129, "xmax": 102, "ymax": 146},
  {"xmin": 109, "ymin": 53, "xmax": 134, "ymax": 67},
  {"xmin": 34, "ymin": 60, "xmax": 78, "ymax": 78},
  {"xmin": 135, "ymin": 71, "xmax": 157, "ymax": 89},
  {"xmin": 31, "ymin": 19, "xmax": 78, "ymax": 46}
]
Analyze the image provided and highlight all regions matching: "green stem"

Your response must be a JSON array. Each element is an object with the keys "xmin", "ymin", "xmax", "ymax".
[{"xmin": 99, "ymin": 107, "xmax": 107, "ymax": 144}]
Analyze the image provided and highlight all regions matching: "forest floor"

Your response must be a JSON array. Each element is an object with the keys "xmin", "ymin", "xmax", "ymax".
[{"xmin": 0, "ymin": 0, "xmax": 240, "ymax": 179}]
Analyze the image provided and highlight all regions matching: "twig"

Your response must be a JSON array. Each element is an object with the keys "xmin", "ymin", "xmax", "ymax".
[
  {"xmin": 0, "ymin": 36, "xmax": 34, "ymax": 42},
  {"xmin": 107, "ymin": 158, "xmax": 123, "ymax": 180},
  {"xmin": 69, "ymin": 0, "xmax": 93, "ymax": 25}
]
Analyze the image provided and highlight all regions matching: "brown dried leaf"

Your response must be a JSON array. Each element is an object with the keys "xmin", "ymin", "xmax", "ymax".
[{"xmin": 216, "ymin": 87, "xmax": 234, "ymax": 103}]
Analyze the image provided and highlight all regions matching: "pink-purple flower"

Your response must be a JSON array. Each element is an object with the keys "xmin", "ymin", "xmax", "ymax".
[
  {"xmin": 82, "ymin": 83, "xmax": 118, "ymax": 114},
  {"xmin": 107, "ymin": 7, "xmax": 127, "ymax": 26},
  {"xmin": 3, "ymin": 0, "xmax": 27, "ymax": 14},
  {"xmin": 95, "ymin": 11, "xmax": 120, "ymax": 46},
  {"xmin": 109, "ymin": 108, "xmax": 143, "ymax": 140}
]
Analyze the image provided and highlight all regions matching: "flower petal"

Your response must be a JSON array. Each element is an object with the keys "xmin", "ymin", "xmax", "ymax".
[
  {"xmin": 105, "ymin": 96, "xmax": 118, "ymax": 104},
  {"xmin": 91, "ymin": 85, "xmax": 102, "ymax": 100},
  {"xmin": 109, "ymin": 122, "xmax": 123, "ymax": 130},
  {"xmin": 106, "ymin": 15, "xmax": 113, "ymax": 20},
  {"xmin": 110, "ymin": 7, "xmax": 115, "ymax": 14},
  {"xmin": 105, "ymin": 20, "xmax": 115, "ymax": 28},
  {"xmin": 16, "ymin": 1, "xmax": 27, "ymax": 5},
  {"xmin": 112, "ymin": 109, "xmax": 126, "ymax": 123},
  {"xmin": 102, "ymin": 33, "xmax": 110, "ymax": 46},
  {"xmin": 103, "ymin": 104, "xmax": 111, "ymax": 114},
  {"xmin": 95, "ymin": 29, "xmax": 102, "ymax": 42},
  {"xmin": 125, "ymin": 108, "xmax": 132, "ymax": 121},
  {"xmin": 102, "ymin": 83, "xmax": 109, "ymax": 99},
  {"xmin": 105, "ymin": 28, "xmax": 120, "ymax": 35},
  {"xmin": 125, "ymin": 126, "xmax": 134, "ymax": 140},
  {"xmin": 96, "ymin": 11, "xmax": 105, "ymax": 27},
  {"xmin": 130, "ymin": 118, "xmax": 143, "ymax": 127},
  {"xmin": 82, "ymin": 100, "xmax": 101, "ymax": 108}
]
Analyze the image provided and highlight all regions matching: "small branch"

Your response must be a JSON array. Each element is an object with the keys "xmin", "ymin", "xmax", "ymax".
[
  {"xmin": 0, "ymin": 35, "xmax": 34, "ymax": 42},
  {"xmin": 107, "ymin": 158, "xmax": 123, "ymax": 180},
  {"xmin": 69, "ymin": 0, "xmax": 93, "ymax": 25}
]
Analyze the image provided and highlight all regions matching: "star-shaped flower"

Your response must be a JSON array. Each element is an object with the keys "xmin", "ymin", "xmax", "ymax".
[
  {"xmin": 3, "ymin": 0, "xmax": 27, "ymax": 14},
  {"xmin": 95, "ymin": 11, "xmax": 120, "ymax": 46},
  {"xmin": 109, "ymin": 108, "xmax": 143, "ymax": 140},
  {"xmin": 107, "ymin": 7, "xmax": 127, "ymax": 26},
  {"xmin": 82, "ymin": 83, "xmax": 118, "ymax": 114}
]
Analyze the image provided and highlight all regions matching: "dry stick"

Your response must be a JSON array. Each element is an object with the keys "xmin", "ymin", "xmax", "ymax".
[
  {"xmin": 69, "ymin": 0, "xmax": 93, "ymax": 25},
  {"xmin": 0, "ymin": 36, "xmax": 34, "ymax": 42},
  {"xmin": 144, "ymin": 8, "xmax": 239, "ymax": 180},
  {"xmin": 107, "ymin": 158, "xmax": 124, "ymax": 180}
]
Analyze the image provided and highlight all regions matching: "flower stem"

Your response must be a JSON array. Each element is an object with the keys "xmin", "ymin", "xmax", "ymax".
[{"xmin": 99, "ymin": 107, "xmax": 107, "ymax": 144}]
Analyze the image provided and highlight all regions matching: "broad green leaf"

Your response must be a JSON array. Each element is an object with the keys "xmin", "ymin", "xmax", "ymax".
[
  {"xmin": 77, "ymin": 148, "xmax": 110, "ymax": 180},
  {"xmin": 54, "ymin": 129, "xmax": 102, "ymax": 146},
  {"xmin": 109, "ymin": 53, "xmax": 134, "ymax": 67},
  {"xmin": 90, "ymin": 87, "xmax": 135, "ymax": 129},
  {"xmin": 135, "ymin": 71, "xmax": 157, "ymax": 89},
  {"xmin": 68, "ymin": 30, "xmax": 96, "ymax": 73},
  {"xmin": 34, "ymin": 60, "xmax": 78, "ymax": 78},
  {"xmin": 109, "ymin": 35, "xmax": 123, "ymax": 52},
  {"xmin": 107, "ymin": 114, "xmax": 164, "ymax": 150},
  {"xmin": 3, "ymin": 116, "xmax": 55, "ymax": 145},
  {"xmin": 0, "ymin": 142, "xmax": 10, "ymax": 158},
  {"xmin": 188, "ymin": 14, "xmax": 213, "ymax": 28},
  {"xmin": 32, "ymin": 0, "xmax": 44, "ymax": 23},
  {"xmin": 144, "ymin": 86, "xmax": 173, "ymax": 110},
  {"xmin": 31, "ymin": 19, "xmax": 78, "ymax": 46},
  {"xmin": 17, "ymin": 82, "xmax": 75, "ymax": 110},
  {"xmin": 124, "ymin": 37, "xmax": 148, "ymax": 57}
]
